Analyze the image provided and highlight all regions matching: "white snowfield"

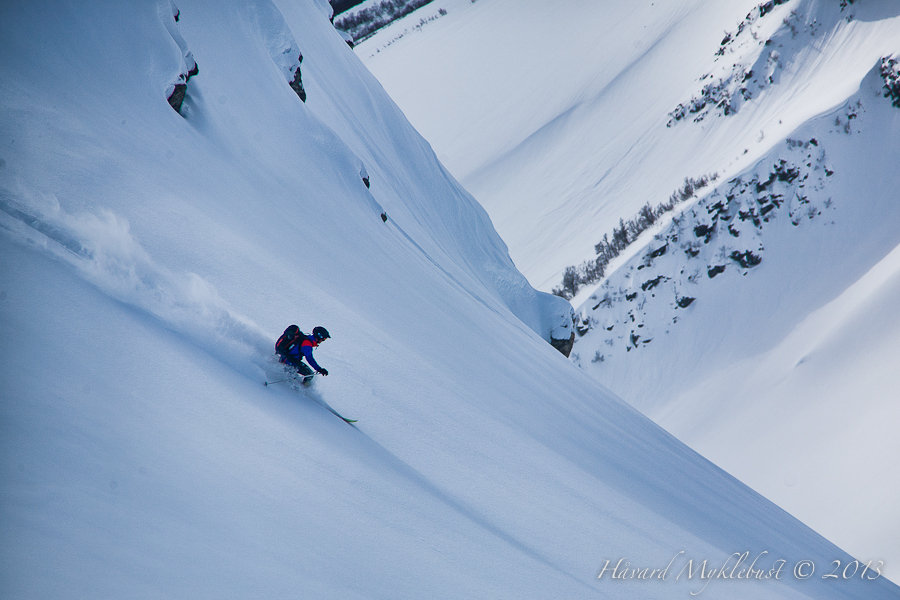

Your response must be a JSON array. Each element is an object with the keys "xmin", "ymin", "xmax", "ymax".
[
  {"xmin": 359, "ymin": 0, "xmax": 900, "ymax": 589},
  {"xmin": 0, "ymin": 2, "xmax": 897, "ymax": 599}
]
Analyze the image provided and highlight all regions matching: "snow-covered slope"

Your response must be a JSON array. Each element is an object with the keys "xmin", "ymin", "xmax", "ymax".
[
  {"xmin": 361, "ymin": 0, "xmax": 899, "ymax": 290},
  {"xmin": 1, "ymin": 1, "xmax": 898, "ymax": 598},
  {"xmin": 571, "ymin": 62, "xmax": 900, "ymax": 568},
  {"xmin": 355, "ymin": 0, "xmax": 900, "ymax": 583},
  {"xmin": 360, "ymin": 0, "xmax": 761, "ymax": 289}
]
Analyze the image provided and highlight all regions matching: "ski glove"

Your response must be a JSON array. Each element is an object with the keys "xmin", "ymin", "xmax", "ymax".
[{"xmin": 317, "ymin": 368, "xmax": 329, "ymax": 376}]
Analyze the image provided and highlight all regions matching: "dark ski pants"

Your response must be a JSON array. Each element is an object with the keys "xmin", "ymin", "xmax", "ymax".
[{"xmin": 282, "ymin": 355, "xmax": 314, "ymax": 384}]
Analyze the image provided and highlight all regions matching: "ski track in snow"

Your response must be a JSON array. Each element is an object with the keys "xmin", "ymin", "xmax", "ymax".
[
  {"xmin": 0, "ymin": 189, "xmax": 272, "ymax": 378},
  {"xmin": 356, "ymin": 0, "xmax": 900, "ymax": 583}
]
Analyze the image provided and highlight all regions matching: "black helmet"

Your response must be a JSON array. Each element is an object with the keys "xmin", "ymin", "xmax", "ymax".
[{"xmin": 312, "ymin": 326, "xmax": 330, "ymax": 342}]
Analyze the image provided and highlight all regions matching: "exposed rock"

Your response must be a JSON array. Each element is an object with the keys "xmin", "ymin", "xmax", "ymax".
[
  {"xmin": 730, "ymin": 250, "xmax": 762, "ymax": 268},
  {"xmin": 676, "ymin": 296, "xmax": 696, "ymax": 308},
  {"xmin": 550, "ymin": 331, "xmax": 575, "ymax": 357},
  {"xmin": 161, "ymin": 2, "xmax": 198, "ymax": 116},
  {"xmin": 881, "ymin": 56, "xmax": 900, "ymax": 108},
  {"xmin": 289, "ymin": 54, "xmax": 306, "ymax": 102},
  {"xmin": 167, "ymin": 83, "xmax": 187, "ymax": 113},
  {"xmin": 360, "ymin": 165, "xmax": 370, "ymax": 188},
  {"xmin": 707, "ymin": 264, "xmax": 727, "ymax": 278}
]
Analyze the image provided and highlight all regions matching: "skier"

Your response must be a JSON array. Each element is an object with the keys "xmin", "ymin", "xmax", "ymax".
[{"xmin": 275, "ymin": 325, "xmax": 331, "ymax": 381}]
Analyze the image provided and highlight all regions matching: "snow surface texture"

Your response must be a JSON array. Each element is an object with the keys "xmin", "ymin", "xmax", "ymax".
[
  {"xmin": 361, "ymin": 0, "xmax": 900, "ymax": 290},
  {"xmin": 358, "ymin": 0, "xmax": 900, "ymax": 584},
  {"xmin": 1, "ymin": 1, "xmax": 898, "ymax": 599}
]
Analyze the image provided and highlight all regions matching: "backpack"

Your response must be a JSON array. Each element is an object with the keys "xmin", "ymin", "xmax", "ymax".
[{"xmin": 275, "ymin": 324, "xmax": 304, "ymax": 355}]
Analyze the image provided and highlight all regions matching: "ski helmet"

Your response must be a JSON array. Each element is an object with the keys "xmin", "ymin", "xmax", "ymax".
[{"xmin": 312, "ymin": 326, "xmax": 330, "ymax": 341}]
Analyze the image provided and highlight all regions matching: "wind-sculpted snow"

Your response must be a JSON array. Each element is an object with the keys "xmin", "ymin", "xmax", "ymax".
[
  {"xmin": 159, "ymin": 1, "xmax": 199, "ymax": 113},
  {"xmin": 250, "ymin": 0, "xmax": 308, "ymax": 102},
  {"xmin": 669, "ymin": 0, "xmax": 900, "ymax": 126}
]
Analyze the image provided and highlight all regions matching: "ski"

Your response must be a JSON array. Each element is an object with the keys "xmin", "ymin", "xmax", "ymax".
[
  {"xmin": 319, "ymin": 402, "xmax": 357, "ymax": 424},
  {"xmin": 263, "ymin": 370, "xmax": 356, "ymax": 424}
]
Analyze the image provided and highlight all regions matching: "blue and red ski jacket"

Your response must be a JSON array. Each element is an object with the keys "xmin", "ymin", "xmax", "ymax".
[{"xmin": 285, "ymin": 335, "xmax": 324, "ymax": 372}]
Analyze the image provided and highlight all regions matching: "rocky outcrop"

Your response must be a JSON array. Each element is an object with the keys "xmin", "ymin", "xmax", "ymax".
[
  {"xmin": 550, "ymin": 331, "xmax": 575, "ymax": 357},
  {"xmin": 288, "ymin": 53, "xmax": 307, "ymax": 103},
  {"xmin": 160, "ymin": 1, "xmax": 198, "ymax": 115}
]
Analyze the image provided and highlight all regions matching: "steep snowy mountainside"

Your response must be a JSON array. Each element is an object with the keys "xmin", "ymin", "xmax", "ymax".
[
  {"xmin": 2, "ymin": 1, "xmax": 899, "ymax": 598},
  {"xmin": 359, "ymin": 0, "xmax": 759, "ymax": 288},
  {"xmin": 572, "ymin": 26, "xmax": 900, "ymax": 578},
  {"xmin": 360, "ymin": 0, "xmax": 900, "ymax": 292},
  {"xmin": 574, "ymin": 60, "xmax": 900, "ymax": 402},
  {"xmin": 275, "ymin": 0, "xmax": 573, "ymax": 346},
  {"xmin": 355, "ymin": 0, "xmax": 900, "ymax": 585},
  {"xmin": 0, "ymin": 0, "xmax": 567, "ymax": 348},
  {"xmin": 666, "ymin": 0, "xmax": 893, "ymax": 126}
]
